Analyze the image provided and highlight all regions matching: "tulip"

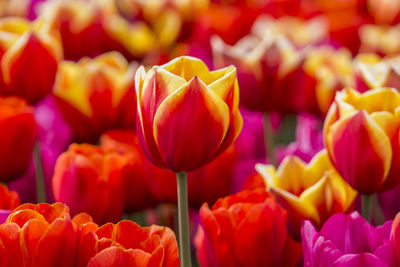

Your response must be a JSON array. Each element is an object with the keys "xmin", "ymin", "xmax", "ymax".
[
  {"xmin": 39, "ymin": 0, "xmax": 156, "ymax": 61},
  {"xmin": 136, "ymin": 56, "xmax": 242, "ymax": 172},
  {"xmin": 0, "ymin": 202, "xmax": 76, "ymax": 266},
  {"xmin": 354, "ymin": 54, "xmax": 400, "ymax": 93},
  {"xmin": 76, "ymin": 220, "xmax": 180, "ymax": 267},
  {"xmin": 359, "ymin": 24, "xmax": 400, "ymax": 57},
  {"xmin": 257, "ymin": 150, "xmax": 357, "ymax": 239},
  {"xmin": 324, "ymin": 88, "xmax": 400, "ymax": 194},
  {"xmin": 52, "ymin": 143, "xmax": 127, "ymax": 224},
  {"xmin": 0, "ymin": 96, "xmax": 37, "ymax": 182},
  {"xmin": 0, "ymin": 17, "xmax": 62, "ymax": 103},
  {"xmin": 302, "ymin": 212, "xmax": 397, "ymax": 266},
  {"xmin": 136, "ymin": 55, "xmax": 242, "ymax": 266},
  {"xmin": 53, "ymin": 52, "xmax": 137, "ymax": 142},
  {"xmin": 251, "ymin": 15, "xmax": 328, "ymax": 48},
  {"xmin": 194, "ymin": 189, "xmax": 302, "ymax": 267}
]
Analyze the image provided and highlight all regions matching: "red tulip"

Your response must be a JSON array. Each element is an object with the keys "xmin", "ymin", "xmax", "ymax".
[
  {"xmin": 52, "ymin": 143, "xmax": 127, "ymax": 223},
  {"xmin": 0, "ymin": 96, "xmax": 36, "ymax": 182},
  {"xmin": 76, "ymin": 220, "xmax": 180, "ymax": 267},
  {"xmin": 194, "ymin": 189, "xmax": 302, "ymax": 267}
]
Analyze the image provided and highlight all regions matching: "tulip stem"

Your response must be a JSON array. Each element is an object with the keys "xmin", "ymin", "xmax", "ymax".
[
  {"xmin": 176, "ymin": 172, "xmax": 192, "ymax": 267},
  {"xmin": 33, "ymin": 141, "xmax": 46, "ymax": 203},
  {"xmin": 263, "ymin": 113, "xmax": 276, "ymax": 165},
  {"xmin": 362, "ymin": 194, "xmax": 372, "ymax": 222}
]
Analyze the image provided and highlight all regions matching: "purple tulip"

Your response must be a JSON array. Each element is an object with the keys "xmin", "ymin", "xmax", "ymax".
[{"xmin": 302, "ymin": 212, "xmax": 397, "ymax": 267}]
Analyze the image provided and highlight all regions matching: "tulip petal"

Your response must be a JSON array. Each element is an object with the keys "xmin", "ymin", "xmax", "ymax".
[
  {"xmin": 153, "ymin": 76, "xmax": 229, "ymax": 172},
  {"xmin": 326, "ymin": 110, "xmax": 392, "ymax": 193},
  {"xmin": 332, "ymin": 253, "xmax": 388, "ymax": 267},
  {"xmin": 136, "ymin": 67, "xmax": 187, "ymax": 168},
  {"xmin": 87, "ymin": 246, "xmax": 152, "ymax": 267}
]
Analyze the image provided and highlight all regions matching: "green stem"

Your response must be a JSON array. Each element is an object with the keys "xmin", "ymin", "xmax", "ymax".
[
  {"xmin": 33, "ymin": 142, "xmax": 46, "ymax": 203},
  {"xmin": 371, "ymin": 194, "xmax": 385, "ymax": 225},
  {"xmin": 362, "ymin": 194, "xmax": 372, "ymax": 222},
  {"xmin": 176, "ymin": 172, "xmax": 191, "ymax": 267},
  {"xmin": 263, "ymin": 113, "xmax": 276, "ymax": 165}
]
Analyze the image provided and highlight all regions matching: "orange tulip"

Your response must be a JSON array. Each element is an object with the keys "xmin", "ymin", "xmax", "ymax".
[
  {"xmin": 324, "ymin": 87, "xmax": 400, "ymax": 193},
  {"xmin": 52, "ymin": 143, "xmax": 127, "ymax": 223},
  {"xmin": 136, "ymin": 56, "xmax": 242, "ymax": 172},
  {"xmin": 0, "ymin": 17, "xmax": 62, "ymax": 103},
  {"xmin": 0, "ymin": 202, "xmax": 76, "ymax": 267},
  {"xmin": 0, "ymin": 96, "xmax": 36, "ymax": 182},
  {"xmin": 76, "ymin": 220, "xmax": 180, "ymax": 267},
  {"xmin": 53, "ymin": 52, "xmax": 137, "ymax": 142},
  {"xmin": 256, "ymin": 150, "xmax": 357, "ymax": 239}
]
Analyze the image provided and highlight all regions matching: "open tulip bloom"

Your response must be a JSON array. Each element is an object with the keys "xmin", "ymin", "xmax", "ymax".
[{"xmin": 135, "ymin": 56, "xmax": 243, "ymax": 266}]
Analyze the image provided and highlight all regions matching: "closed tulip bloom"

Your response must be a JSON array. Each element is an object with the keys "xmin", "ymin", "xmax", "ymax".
[
  {"xmin": 257, "ymin": 150, "xmax": 357, "ymax": 239},
  {"xmin": 324, "ymin": 88, "xmax": 400, "ymax": 194},
  {"xmin": 302, "ymin": 212, "xmax": 397, "ymax": 267},
  {"xmin": 136, "ymin": 56, "xmax": 242, "ymax": 172},
  {"xmin": 0, "ymin": 97, "xmax": 37, "ymax": 182},
  {"xmin": 194, "ymin": 189, "xmax": 302, "ymax": 267},
  {"xmin": 0, "ymin": 17, "xmax": 62, "ymax": 103},
  {"xmin": 53, "ymin": 52, "xmax": 137, "ymax": 142},
  {"xmin": 0, "ymin": 202, "xmax": 76, "ymax": 267},
  {"xmin": 76, "ymin": 220, "xmax": 180, "ymax": 267},
  {"xmin": 52, "ymin": 144, "xmax": 127, "ymax": 224}
]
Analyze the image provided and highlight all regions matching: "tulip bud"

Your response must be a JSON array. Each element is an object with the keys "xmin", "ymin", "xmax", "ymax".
[
  {"xmin": 0, "ymin": 17, "xmax": 62, "ymax": 103},
  {"xmin": 0, "ymin": 96, "xmax": 36, "ymax": 182},
  {"xmin": 324, "ymin": 87, "xmax": 400, "ymax": 194},
  {"xmin": 52, "ymin": 143, "xmax": 127, "ymax": 223},
  {"xmin": 136, "ymin": 56, "xmax": 242, "ymax": 172},
  {"xmin": 257, "ymin": 150, "xmax": 357, "ymax": 239},
  {"xmin": 53, "ymin": 52, "xmax": 137, "ymax": 142}
]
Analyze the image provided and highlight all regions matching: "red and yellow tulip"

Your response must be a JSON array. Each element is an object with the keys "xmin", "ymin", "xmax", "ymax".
[
  {"xmin": 324, "ymin": 87, "xmax": 400, "ymax": 194},
  {"xmin": 256, "ymin": 150, "xmax": 357, "ymax": 239},
  {"xmin": 136, "ymin": 56, "xmax": 242, "ymax": 172},
  {"xmin": 53, "ymin": 52, "xmax": 137, "ymax": 142},
  {"xmin": 0, "ymin": 17, "xmax": 62, "ymax": 103}
]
